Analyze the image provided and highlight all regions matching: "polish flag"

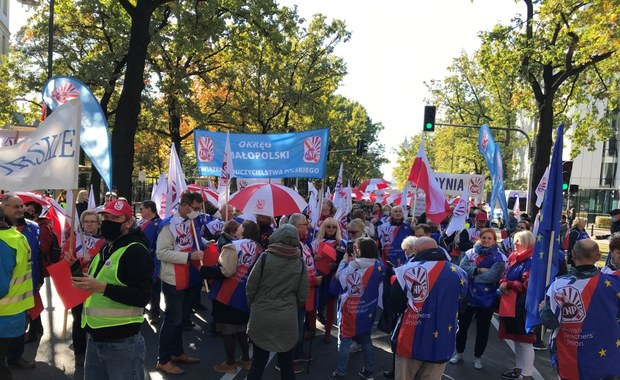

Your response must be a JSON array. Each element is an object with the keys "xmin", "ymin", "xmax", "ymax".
[{"xmin": 407, "ymin": 139, "xmax": 451, "ymax": 224}]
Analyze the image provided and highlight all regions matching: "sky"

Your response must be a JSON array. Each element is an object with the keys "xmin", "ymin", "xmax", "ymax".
[{"xmin": 9, "ymin": 0, "xmax": 523, "ymax": 181}]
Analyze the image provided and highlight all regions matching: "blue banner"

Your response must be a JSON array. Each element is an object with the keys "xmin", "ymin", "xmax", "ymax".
[
  {"xmin": 478, "ymin": 125, "xmax": 509, "ymax": 225},
  {"xmin": 194, "ymin": 129, "xmax": 330, "ymax": 178},
  {"xmin": 42, "ymin": 76, "xmax": 113, "ymax": 190}
]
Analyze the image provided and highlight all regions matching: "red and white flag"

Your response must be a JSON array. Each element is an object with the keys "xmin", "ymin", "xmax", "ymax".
[
  {"xmin": 407, "ymin": 139, "xmax": 451, "ymax": 224},
  {"xmin": 166, "ymin": 143, "xmax": 188, "ymax": 215}
]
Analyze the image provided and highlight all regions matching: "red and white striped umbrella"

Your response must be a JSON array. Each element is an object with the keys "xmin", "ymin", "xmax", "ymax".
[
  {"xmin": 187, "ymin": 184, "xmax": 218, "ymax": 205},
  {"xmin": 229, "ymin": 183, "xmax": 308, "ymax": 217},
  {"xmin": 449, "ymin": 197, "xmax": 476, "ymax": 208},
  {"xmin": 358, "ymin": 178, "xmax": 391, "ymax": 192}
]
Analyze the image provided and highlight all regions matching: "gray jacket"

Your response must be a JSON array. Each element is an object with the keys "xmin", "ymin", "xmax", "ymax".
[{"xmin": 246, "ymin": 243, "xmax": 309, "ymax": 352}]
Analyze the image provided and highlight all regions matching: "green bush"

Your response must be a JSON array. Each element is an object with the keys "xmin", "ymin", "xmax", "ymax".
[{"xmin": 596, "ymin": 216, "xmax": 612, "ymax": 229}]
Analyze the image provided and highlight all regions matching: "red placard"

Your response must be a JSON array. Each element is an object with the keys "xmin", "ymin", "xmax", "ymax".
[
  {"xmin": 203, "ymin": 244, "xmax": 220, "ymax": 267},
  {"xmin": 314, "ymin": 242, "xmax": 337, "ymax": 274},
  {"xmin": 47, "ymin": 260, "xmax": 91, "ymax": 310}
]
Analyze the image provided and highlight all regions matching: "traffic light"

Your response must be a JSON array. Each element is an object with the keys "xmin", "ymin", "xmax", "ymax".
[
  {"xmin": 356, "ymin": 139, "xmax": 368, "ymax": 156},
  {"xmin": 423, "ymin": 105, "xmax": 436, "ymax": 132},
  {"xmin": 562, "ymin": 161, "xmax": 573, "ymax": 192}
]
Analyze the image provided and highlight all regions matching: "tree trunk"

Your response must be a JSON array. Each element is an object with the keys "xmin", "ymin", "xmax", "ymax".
[
  {"xmin": 527, "ymin": 93, "xmax": 555, "ymax": 217},
  {"xmin": 168, "ymin": 97, "xmax": 182, "ymax": 156},
  {"xmin": 111, "ymin": 5, "xmax": 153, "ymax": 202}
]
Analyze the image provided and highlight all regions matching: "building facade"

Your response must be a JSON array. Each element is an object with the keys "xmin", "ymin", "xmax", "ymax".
[{"xmin": 0, "ymin": 0, "xmax": 9, "ymax": 56}]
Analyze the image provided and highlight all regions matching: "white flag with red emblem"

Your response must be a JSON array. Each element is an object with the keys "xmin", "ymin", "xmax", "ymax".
[
  {"xmin": 535, "ymin": 165, "xmax": 550, "ymax": 208},
  {"xmin": 445, "ymin": 187, "xmax": 469, "ymax": 237},
  {"xmin": 220, "ymin": 132, "xmax": 234, "ymax": 187},
  {"xmin": 407, "ymin": 138, "xmax": 451, "ymax": 225},
  {"xmin": 332, "ymin": 163, "xmax": 345, "ymax": 210},
  {"xmin": 166, "ymin": 144, "xmax": 187, "ymax": 215}
]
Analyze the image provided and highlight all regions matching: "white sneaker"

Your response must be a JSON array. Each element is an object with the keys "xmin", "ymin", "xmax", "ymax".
[
  {"xmin": 449, "ymin": 353, "xmax": 463, "ymax": 364},
  {"xmin": 473, "ymin": 358, "xmax": 483, "ymax": 370}
]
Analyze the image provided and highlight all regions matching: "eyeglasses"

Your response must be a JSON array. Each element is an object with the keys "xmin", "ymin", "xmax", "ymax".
[{"xmin": 325, "ymin": 225, "xmax": 338, "ymax": 229}]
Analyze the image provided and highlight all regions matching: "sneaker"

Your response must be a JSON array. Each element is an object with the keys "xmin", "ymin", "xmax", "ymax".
[
  {"xmin": 501, "ymin": 368, "xmax": 521, "ymax": 379},
  {"xmin": 328, "ymin": 371, "xmax": 345, "ymax": 380},
  {"xmin": 350, "ymin": 341, "xmax": 362, "ymax": 353},
  {"xmin": 533, "ymin": 341, "xmax": 547, "ymax": 351},
  {"xmin": 358, "ymin": 367, "xmax": 374, "ymax": 379},
  {"xmin": 473, "ymin": 358, "xmax": 483, "ymax": 370},
  {"xmin": 275, "ymin": 364, "xmax": 304, "ymax": 374},
  {"xmin": 449, "ymin": 353, "xmax": 463, "ymax": 364}
]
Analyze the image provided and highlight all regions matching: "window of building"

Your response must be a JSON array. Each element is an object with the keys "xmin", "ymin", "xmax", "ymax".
[{"xmin": 599, "ymin": 162, "xmax": 617, "ymax": 187}]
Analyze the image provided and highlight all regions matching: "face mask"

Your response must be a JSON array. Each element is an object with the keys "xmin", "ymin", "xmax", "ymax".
[
  {"xmin": 101, "ymin": 220, "xmax": 124, "ymax": 241},
  {"xmin": 187, "ymin": 210, "xmax": 200, "ymax": 220},
  {"xmin": 383, "ymin": 211, "xmax": 389, "ymax": 216},
  {"xmin": 23, "ymin": 212, "xmax": 35, "ymax": 220}
]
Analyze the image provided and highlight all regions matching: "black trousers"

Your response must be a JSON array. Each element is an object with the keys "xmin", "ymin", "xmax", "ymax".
[
  {"xmin": 71, "ymin": 304, "xmax": 87, "ymax": 355},
  {"xmin": 455, "ymin": 305, "xmax": 494, "ymax": 357},
  {"xmin": 0, "ymin": 338, "xmax": 12, "ymax": 380},
  {"xmin": 247, "ymin": 343, "xmax": 295, "ymax": 380}
]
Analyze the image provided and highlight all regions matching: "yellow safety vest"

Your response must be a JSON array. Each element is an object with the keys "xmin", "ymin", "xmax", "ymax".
[
  {"xmin": 0, "ymin": 228, "xmax": 34, "ymax": 316},
  {"xmin": 82, "ymin": 242, "xmax": 145, "ymax": 329}
]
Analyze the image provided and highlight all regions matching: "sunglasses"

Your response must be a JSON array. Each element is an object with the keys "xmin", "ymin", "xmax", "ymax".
[{"xmin": 325, "ymin": 225, "xmax": 338, "ymax": 229}]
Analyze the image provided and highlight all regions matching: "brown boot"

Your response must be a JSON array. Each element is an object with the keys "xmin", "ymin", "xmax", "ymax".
[
  {"xmin": 170, "ymin": 353, "xmax": 200, "ymax": 364},
  {"xmin": 213, "ymin": 361, "xmax": 237, "ymax": 374}
]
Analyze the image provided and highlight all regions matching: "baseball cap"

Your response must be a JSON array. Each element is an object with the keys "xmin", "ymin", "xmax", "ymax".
[
  {"xmin": 98, "ymin": 200, "xmax": 132, "ymax": 219},
  {"xmin": 475, "ymin": 211, "xmax": 488, "ymax": 221}
]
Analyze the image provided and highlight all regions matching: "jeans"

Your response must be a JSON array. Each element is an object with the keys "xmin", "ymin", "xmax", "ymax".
[
  {"xmin": 335, "ymin": 332, "xmax": 374, "ymax": 375},
  {"xmin": 248, "ymin": 343, "xmax": 295, "ymax": 380},
  {"xmin": 84, "ymin": 333, "xmax": 146, "ymax": 380},
  {"xmin": 158, "ymin": 282, "xmax": 196, "ymax": 364}
]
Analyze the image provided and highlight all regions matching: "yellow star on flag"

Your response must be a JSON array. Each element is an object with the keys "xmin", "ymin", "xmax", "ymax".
[
  {"xmin": 605, "ymin": 279, "xmax": 611, "ymax": 287},
  {"xmin": 484, "ymin": 287, "xmax": 489, "ymax": 292},
  {"xmin": 433, "ymin": 330, "xmax": 439, "ymax": 338},
  {"xmin": 448, "ymin": 325, "xmax": 453, "ymax": 332},
  {"xmin": 460, "ymin": 279, "xmax": 466, "ymax": 286},
  {"xmin": 617, "ymin": 292, "xmax": 620, "ymax": 299},
  {"xmin": 473, "ymin": 288, "xmax": 477, "ymax": 293},
  {"xmin": 616, "ymin": 339, "xmax": 620, "ymax": 348},
  {"xmin": 537, "ymin": 234, "xmax": 543, "ymax": 242},
  {"xmin": 451, "ymin": 265, "xmax": 457, "ymax": 272},
  {"xmin": 539, "ymin": 251, "xmax": 545, "ymax": 259},
  {"xmin": 556, "ymin": 235, "xmax": 561, "ymax": 244},
  {"xmin": 599, "ymin": 348, "xmax": 607, "ymax": 357},
  {"xmin": 369, "ymin": 313, "xmax": 373, "ymax": 318}
]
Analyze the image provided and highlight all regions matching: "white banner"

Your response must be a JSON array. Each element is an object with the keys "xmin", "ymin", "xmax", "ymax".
[
  {"xmin": 0, "ymin": 100, "xmax": 82, "ymax": 191},
  {"xmin": 0, "ymin": 129, "xmax": 32, "ymax": 147},
  {"xmin": 434, "ymin": 172, "xmax": 485, "ymax": 198}
]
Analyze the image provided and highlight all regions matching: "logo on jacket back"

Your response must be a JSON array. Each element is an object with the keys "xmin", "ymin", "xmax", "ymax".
[
  {"xmin": 556, "ymin": 285, "xmax": 586, "ymax": 323},
  {"xmin": 404, "ymin": 266, "xmax": 429, "ymax": 303},
  {"xmin": 239, "ymin": 242, "xmax": 257, "ymax": 266},
  {"xmin": 346, "ymin": 271, "xmax": 363, "ymax": 297}
]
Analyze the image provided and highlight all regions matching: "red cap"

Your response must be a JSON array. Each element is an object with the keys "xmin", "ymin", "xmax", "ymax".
[
  {"xmin": 99, "ymin": 200, "xmax": 132, "ymax": 219},
  {"xmin": 475, "ymin": 211, "xmax": 488, "ymax": 221}
]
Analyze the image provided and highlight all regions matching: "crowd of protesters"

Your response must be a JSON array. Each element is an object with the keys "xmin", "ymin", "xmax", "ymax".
[{"xmin": 0, "ymin": 189, "xmax": 619, "ymax": 380}]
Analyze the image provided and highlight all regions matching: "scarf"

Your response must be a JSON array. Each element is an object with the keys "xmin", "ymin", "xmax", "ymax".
[{"xmin": 508, "ymin": 245, "xmax": 534, "ymax": 267}]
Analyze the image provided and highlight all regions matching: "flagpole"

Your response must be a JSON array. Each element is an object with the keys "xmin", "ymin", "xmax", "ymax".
[
  {"xmin": 190, "ymin": 221, "xmax": 210, "ymax": 293},
  {"xmin": 225, "ymin": 184, "xmax": 230, "ymax": 222},
  {"xmin": 63, "ymin": 188, "xmax": 79, "ymax": 339}
]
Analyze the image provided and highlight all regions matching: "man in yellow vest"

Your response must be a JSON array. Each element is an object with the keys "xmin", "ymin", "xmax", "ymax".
[
  {"xmin": 71, "ymin": 199, "xmax": 153, "ymax": 380},
  {"xmin": 0, "ymin": 204, "xmax": 35, "ymax": 379}
]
